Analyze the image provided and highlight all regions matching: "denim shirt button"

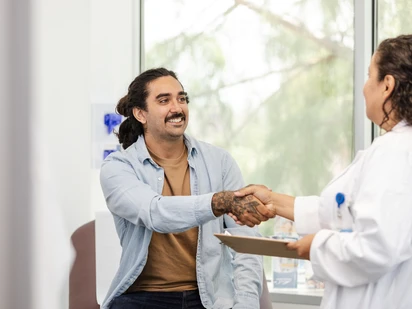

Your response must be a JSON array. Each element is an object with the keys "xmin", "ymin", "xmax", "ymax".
[{"xmin": 157, "ymin": 177, "xmax": 162, "ymax": 181}]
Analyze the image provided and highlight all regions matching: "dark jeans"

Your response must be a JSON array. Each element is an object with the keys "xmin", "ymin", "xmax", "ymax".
[{"xmin": 110, "ymin": 290, "xmax": 206, "ymax": 309}]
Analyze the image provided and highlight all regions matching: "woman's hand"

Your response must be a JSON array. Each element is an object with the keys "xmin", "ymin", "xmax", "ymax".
[
  {"xmin": 233, "ymin": 184, "xmax": 296, "ymax": 222},
  {"xmin": 235, "ymin": 184, "xmax": 276, "ymax": 215},
  {"xmin": 287, "ymin": 234, "xmax": 315, "ymax": 260}
]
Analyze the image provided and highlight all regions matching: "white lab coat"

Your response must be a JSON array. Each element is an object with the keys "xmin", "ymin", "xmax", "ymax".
[{"xmin": 294, "ymin": 120, "xmax": 412, "ymax": 309}]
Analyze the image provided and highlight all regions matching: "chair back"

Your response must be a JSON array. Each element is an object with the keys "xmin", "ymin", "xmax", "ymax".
[{"xmin": 69, "ymin": 220, "xmax": 99, "ymax": 309}]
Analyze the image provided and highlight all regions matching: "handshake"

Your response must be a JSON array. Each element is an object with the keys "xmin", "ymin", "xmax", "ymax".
[{"xmin": 211, "ymin": 184, "xmax": 279, "ymax": 227}]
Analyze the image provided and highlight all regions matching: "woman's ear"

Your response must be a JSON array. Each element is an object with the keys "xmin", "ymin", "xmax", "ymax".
[
  {"xmin": 383, "ymin": 74, "xmax": 395, "ymax": 101},
  {"xmin": 133, "ymin": 107, "xmax": 147, "ymax": 124}
]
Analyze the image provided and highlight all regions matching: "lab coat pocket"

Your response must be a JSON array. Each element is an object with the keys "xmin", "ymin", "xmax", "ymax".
[
  {"xmin": 321, "ymin": 152, "xmax": 365, "ymax": 231},
  {"xmin": 320, "ymin": 188, "xmax": 355, "ymax": 231},
  {"xmin": 335, "ymin": 199, "xmax": 354, "ymax": 232},
  {"xmin": 321, "ymin": 175, "xmax": 358, "ymax": 231}
]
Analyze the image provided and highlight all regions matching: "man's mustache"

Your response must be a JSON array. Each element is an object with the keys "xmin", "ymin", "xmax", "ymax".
[{"xmin": 165, "ymin": 113, "xmax": 186, "ymax": 123}]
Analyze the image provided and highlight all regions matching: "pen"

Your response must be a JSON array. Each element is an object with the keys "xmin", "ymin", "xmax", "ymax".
[{"xmin": 335, "ymin": 192, "xmax": 345, "ymax": 218}]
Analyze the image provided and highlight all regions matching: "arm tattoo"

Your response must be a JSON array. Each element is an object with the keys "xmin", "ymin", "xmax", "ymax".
[{"xmin": 211, "ymin": 191, "xmax": 260, "ymax": 217}]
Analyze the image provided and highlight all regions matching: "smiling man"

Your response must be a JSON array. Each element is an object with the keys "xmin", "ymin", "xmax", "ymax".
[{"xmin": 99, "ymin": 68, "xmax": 271, "ymax": 309}]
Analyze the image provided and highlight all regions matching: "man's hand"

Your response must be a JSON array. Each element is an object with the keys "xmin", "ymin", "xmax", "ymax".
[
  {"xmin": 233, "ymin": 184, "xmax": 295, "ymax": 222},
  {"xmin": 235, "ymin": 184, "xmax": 275, "ymax": 211},
  {"xmin": 286, "ymin": 234, "xmax": 315, "ymax": 260},
  {"xmin": 211, "ymin": 191, "xmax": 270, "ymax": 227},
  {"xmin": 228, "ymin": 185, "xmax": 276, "ymax": 224}
]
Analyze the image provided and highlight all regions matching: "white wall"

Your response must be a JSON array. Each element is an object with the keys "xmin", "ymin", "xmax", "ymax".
[
  {"xmin": 30, "ymin": 0, "xmax": 138, "ymax": 234},
  {"xmin": 30, "ymin": 0, "xmax": 91, "ymax": 307},
  {"xmin": 89, "ymin": 0, "xmax": 137, "ymax": 215},
  {"xmin": 31, "ymin": 0, "xmax": 91, "ymax": 236}
]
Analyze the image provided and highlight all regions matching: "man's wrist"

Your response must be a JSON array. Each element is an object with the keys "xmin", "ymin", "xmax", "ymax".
[{"xmin": 211, "ymin": 191, "xmax": 232, "ymax": 217}]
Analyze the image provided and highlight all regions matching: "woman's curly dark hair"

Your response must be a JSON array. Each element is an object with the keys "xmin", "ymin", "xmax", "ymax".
[
  {"xmin": 376, "ymin": 34, "xmax": 412, "ymax": 127},
  {"xmin": 115, "ymin": 68, "xmax": 186, "ymax": 149}
]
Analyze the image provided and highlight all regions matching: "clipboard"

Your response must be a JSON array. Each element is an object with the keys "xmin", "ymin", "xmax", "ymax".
[{"xmin": 214, "ymin": 233, "xmax": 305, "ymax": 260}]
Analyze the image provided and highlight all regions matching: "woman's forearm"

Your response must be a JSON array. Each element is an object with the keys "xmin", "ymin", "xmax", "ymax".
[{"xmin": 273, "ymin": 192, "xmax": 295, "ymax": 221}]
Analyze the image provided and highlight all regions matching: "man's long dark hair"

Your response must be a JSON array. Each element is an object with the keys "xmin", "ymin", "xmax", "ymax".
[{"xmin": 115, "ymin": 68, "xmax": 180, "ymax": 149}]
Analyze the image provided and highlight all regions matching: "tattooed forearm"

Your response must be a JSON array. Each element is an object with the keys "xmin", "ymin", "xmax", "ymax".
[{"xmin": 211, "ymin": 191, "xmax": 260, "ymax": 217}]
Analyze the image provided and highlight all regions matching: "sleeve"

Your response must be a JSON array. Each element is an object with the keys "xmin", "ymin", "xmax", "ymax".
[
  {"xmin": 100, "ymin": 157, "xmax": 216, "ymax": 233},
  {"xmin": 309, "ymin": 148, "xmax": 412, "ymax": 287},
  {"xmin": 220, "ymin": 152, "xmax": 264, "ymax": 308}
]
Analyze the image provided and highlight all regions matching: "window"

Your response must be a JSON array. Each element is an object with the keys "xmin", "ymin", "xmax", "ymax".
[
  {"xmin": 377, "ymin": 0, "xmax": 412, "ymax": 40},
  {"xmin": 374, "ymin": 0, "xmax": 412, "ymax": 137},
  {"xmin": 143, "ymin": 0, "xmax": 354, "ymax": 297}
]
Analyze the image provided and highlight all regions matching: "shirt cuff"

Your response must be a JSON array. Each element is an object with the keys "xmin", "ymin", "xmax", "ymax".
[
  {"xmin": 194, "ymin": 192, "xmax": 217, "ymax": 225},
  {"xmin": 233, "ymin": 293, "xmax": 260, "ymax": 309},
  {"xmin": 294, "ymin": 196, "xmax": 322, "ymax": 235}
]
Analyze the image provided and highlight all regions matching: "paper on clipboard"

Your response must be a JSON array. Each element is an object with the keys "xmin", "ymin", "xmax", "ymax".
[{"xmin": 214, "ymin": 233, "xmax": 305, "ymax": 260}]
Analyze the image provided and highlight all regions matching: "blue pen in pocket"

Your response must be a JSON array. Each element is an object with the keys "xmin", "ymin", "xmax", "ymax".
[
  {"xmin": 335, "ymin": 192, "xmax": 353, "ymax": 233},
  {"xmin": 335, "ymin": 192, "xmax": 345, "ymax": 219}
]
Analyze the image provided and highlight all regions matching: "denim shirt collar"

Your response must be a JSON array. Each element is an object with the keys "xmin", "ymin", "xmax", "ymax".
[{"xmin": 133, "ymin": 133, "xmax": 198, "ymax": 165}]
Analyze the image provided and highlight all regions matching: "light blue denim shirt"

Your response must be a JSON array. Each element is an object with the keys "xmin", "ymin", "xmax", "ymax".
[{"xmin": 100, "ymin": 134, "xmax": 263, "ymax": 309}]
